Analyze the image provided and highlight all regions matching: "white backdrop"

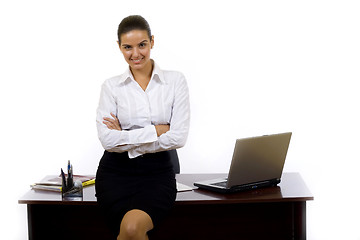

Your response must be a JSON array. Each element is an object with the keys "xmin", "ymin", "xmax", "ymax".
[{"xmin": 1, "ymin": 0, "xmax": 359, "ymax": 239}]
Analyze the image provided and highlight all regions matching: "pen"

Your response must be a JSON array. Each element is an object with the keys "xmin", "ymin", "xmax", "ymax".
[
  {"xmin": 70, "ymin": 164, "xmax": 73, "ymax": 179},
  {"xmin": 61, "ymin": 168, "xmax": 67, "ymax": 191},
  {"xmin": 67, "ymin": 162, "xmax": 74, "ymax": 189}
]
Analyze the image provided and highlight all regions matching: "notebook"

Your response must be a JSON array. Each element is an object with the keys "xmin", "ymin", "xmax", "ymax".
[{"xmin": 194, "ymin": 132, "xmax": 292, "ymax": 193}]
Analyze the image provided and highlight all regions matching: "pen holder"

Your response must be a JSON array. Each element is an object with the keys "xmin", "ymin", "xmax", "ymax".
[{"xmin": 62, "ymin": 180, "xmax": 83, "ymax": 201}]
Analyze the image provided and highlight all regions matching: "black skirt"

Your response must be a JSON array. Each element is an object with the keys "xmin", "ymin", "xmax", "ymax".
[{"xmin": 95, "ymin": 150, "xmax": 177, "ymax": 236}]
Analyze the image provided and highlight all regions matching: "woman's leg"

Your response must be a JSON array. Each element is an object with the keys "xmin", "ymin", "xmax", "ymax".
[{"xmin": 117, "ymin": 209, "xmax": 154, "ymax": 240}]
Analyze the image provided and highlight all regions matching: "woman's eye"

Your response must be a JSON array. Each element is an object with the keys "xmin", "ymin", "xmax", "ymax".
[
  {"xmin": 139, "ymin": 43, "xmax": 146, "ymax": 48},
  {"xmin": 123, "ymin": 45, "xmax": 132, "ymax": 50}
]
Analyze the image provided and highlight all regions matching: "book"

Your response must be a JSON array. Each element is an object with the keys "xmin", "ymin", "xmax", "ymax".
[{"xmin": 30, "ymin": 184, "xmax": 62, "ymax": 192}]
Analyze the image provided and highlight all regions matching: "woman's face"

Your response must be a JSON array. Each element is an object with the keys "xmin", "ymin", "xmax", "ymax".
[{"xmin": 118, "ymin": 30, "xmax": 154, "ymax": 71}]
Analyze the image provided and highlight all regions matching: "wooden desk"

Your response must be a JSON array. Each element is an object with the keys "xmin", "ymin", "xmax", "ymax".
[{"xmin": 19, "ymin": 172, "xmax": 313, "ymax": 240}]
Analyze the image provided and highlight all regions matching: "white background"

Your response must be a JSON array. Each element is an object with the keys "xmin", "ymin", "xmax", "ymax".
[{"xmin": 1, "ymin": 0, "xmax": 359, "ymax": 239}]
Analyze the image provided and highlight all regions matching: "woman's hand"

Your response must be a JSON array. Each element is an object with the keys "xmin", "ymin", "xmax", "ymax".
[
  {"xmin": 103, "ymin": 113, "xmax": 122, "ymax": 131},
  {"xmin": 155, "ymin": 124, "xmax": 170, "ymax": 137}
]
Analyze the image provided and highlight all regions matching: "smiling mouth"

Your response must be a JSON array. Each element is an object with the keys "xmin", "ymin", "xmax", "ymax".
[{"xmin": 131, "ymin": 57, "xmax": 144, "ymax": 64}]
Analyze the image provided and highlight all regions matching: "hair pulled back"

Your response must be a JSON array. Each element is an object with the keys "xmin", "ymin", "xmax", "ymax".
[{"xmin": 117, "ymin": 15, "xmax": 152, "ymax": 44}]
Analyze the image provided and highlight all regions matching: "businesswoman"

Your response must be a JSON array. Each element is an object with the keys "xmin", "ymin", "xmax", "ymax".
[{"xmin": 95, "ymin": 15, "xmax": 190, "ymax": 240}]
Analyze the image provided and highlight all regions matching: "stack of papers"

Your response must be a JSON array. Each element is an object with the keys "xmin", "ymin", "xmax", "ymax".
[
  {"xmin": 31, "ymin": 175, "xmax": 95, "ymax": 192},
  {"xmin": 176, "ymin": 182, "xmax": 196, "ymax": 192}
]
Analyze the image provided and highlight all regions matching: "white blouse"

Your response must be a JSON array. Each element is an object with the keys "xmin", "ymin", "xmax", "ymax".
[{"xmin": 96, "ymin": 61, "xmax": 190, "ymax": 158}]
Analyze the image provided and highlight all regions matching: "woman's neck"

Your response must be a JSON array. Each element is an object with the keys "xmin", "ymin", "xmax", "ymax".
[
  {"xmin": 130, "ymin": 60, "xmax": 154, "ymax": 91},
  {"xmin": 130, "ymin": 59, "xmax": 154, "ymax": 82}
]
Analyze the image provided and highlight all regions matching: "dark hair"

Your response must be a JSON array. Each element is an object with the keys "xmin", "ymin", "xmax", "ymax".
[{"xmin": 117, "ymin": 15, "xmax": 152, "ymax": 44}]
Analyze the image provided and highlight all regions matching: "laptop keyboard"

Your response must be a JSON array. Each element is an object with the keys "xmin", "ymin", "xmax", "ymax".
[{"xmin": 212, "ymin": 181, "xmax": 228, "ymax": 188}]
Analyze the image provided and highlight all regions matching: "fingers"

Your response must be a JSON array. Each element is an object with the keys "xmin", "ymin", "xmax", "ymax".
[
  {"xmin": 102, "ymin": 118, "xmax": 116, "ymax": 129},
  {"xmin": 103, "ymin": 113, "xmax": 122, "ymax": 130},
  {"xmin": 103, "ymin": 120, "xmax": 121, "ymax": 130},
  {"xmin": 110, "ymin": 112, "xmax": 118, "ymax": 120}
]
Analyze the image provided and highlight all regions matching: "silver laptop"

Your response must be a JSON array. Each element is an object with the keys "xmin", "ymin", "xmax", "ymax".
[{"xmin": 194, "ymin": 132, "xmax": 292, "ymax": 193}]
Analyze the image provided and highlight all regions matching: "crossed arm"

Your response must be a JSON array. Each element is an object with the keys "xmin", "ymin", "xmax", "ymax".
[
  {"xmin": 97, "ymin": 73, "xmax": 190, "ymax": 157},
  {"xmin": 103, "ymin": 113, "xmax": 170, "ymax": 137}
]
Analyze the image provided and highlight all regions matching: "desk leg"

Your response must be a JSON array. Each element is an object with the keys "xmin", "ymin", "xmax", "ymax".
[
  {"xmin": 293, "ymin": 201, "xmax": 306, "ymax": 240},
  {"xmin": 27, "ymin": 205, "xmax": 34, "ymax": 240}
]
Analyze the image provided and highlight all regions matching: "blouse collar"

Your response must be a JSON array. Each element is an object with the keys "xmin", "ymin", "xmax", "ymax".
[{"xmin": 118, "ymin": 60, "xmax": 165, "ymax": 85}]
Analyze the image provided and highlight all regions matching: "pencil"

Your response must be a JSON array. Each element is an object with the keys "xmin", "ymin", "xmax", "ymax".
[{"xmin": 82, "ymin": 179, "xmax": 95, "ymax": 187}]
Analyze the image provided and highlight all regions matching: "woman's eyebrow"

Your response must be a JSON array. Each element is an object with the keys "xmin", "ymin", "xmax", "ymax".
[
  {"xmin": 138, "ymin": 40, "xmax": 149, "ymax": 45},
  {"xmin": 122, "ymin": 40, "xmax": 149, "ymax": 47}
]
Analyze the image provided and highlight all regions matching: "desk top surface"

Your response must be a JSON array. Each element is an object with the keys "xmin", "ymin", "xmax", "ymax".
[{"xmin": 19, "ymin": 172, "xmax": 313, "ymax": 205}]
